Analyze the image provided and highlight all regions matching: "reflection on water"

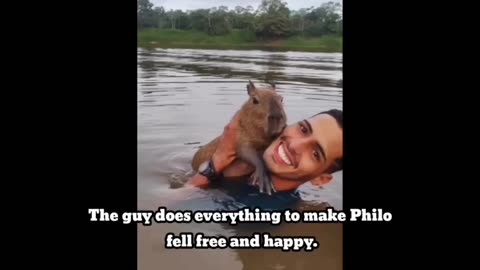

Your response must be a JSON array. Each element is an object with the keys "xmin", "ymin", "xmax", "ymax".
[{"xmin": 138, "ymin": 48, "xmax": 343, "ymax": 270}]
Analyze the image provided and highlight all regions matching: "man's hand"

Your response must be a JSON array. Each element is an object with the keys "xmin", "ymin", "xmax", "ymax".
[{"xmin": 189, "ymin": 112, "xmax": 241, "ymax": 187}]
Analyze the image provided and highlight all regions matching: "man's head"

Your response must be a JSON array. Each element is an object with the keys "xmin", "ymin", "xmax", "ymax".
[{"xmin": 263, "ymin": 109, "xmax": 343, "ymax": 187}]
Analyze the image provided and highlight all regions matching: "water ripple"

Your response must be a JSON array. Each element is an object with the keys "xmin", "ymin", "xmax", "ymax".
[{"xmin": 138, "ymin": 48, "xmax": 342, "ymax": 210}]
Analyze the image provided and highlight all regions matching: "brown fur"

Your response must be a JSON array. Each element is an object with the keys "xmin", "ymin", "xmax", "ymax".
[
  {"xmin": 191, "ymin": 81, "xmax": 286, "ymax": 172},
  {"xmin": 191, "ymin": 136, "xmax": 221, "ymax": 171}
]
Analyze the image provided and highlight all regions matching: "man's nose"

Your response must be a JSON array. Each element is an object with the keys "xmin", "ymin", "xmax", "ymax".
[{"xmin": 288, "ymin": 137, "xmax": 311, "ymax": 156}]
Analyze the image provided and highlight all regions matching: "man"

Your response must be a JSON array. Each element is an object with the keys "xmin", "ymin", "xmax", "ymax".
[{"xmin": 189, "ymin": 109, "xmax": 343, "ymax": 195}]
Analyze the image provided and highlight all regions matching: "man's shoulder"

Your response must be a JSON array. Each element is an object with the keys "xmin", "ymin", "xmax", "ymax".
[{"xmin": 222, "ymin": 159, "xmax": 255, "ymax": 177}]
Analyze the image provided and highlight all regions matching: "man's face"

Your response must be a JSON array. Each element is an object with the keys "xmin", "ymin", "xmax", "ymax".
[{"xmin": 263, "ymin": 113, "xmax": 343, "ymax": 182}]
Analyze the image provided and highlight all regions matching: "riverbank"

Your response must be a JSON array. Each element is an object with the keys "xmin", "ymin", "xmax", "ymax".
[{"xmin": 138, "ymin": 29, "xmax": 342, "ymax": 52}]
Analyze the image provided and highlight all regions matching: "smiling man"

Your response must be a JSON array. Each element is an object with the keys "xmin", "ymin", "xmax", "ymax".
[{"xmin": 189, "ymin": 109, "xmax": 343, "ymax": 194}]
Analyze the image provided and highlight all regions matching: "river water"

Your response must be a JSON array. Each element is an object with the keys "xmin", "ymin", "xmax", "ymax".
[{"xmin": 137, "ymin": 48, "xmax": 343, "ymax": 270}]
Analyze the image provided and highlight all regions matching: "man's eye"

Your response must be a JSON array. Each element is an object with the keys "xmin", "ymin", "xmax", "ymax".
[
  {"xmin": 300, "ymin": 124, "xmax": 307, "ymax": 133},
  {"xmin": 313, "ymin": 151, "xmax": 320, "ymax": 160}
]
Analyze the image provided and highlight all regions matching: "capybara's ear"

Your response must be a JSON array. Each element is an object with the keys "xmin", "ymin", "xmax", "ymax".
[
  {"xmin": 247, "ymin": 80, "xmax": 256, "ymax": 96},
  {"xmin": 269, "ymin": 81, "xmax": 276, "ymax": 89}
]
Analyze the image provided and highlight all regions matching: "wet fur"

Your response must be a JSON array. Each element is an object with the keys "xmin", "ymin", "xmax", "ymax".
[{"xmin": 191, "ymin": 81, "xmax": 286, "ymax": 194}]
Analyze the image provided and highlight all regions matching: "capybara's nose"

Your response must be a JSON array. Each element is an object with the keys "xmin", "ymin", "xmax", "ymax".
[
  {"xmin": 271, "ymin": 125, "xmax": 286, "ymax": 139},
  {"xmin": 269, "ymin": 117, "xmax": 287, "ymax": 138},
  {"xmin": 269, "ymin": 112, "xmax": 283, "ymax": 120}
]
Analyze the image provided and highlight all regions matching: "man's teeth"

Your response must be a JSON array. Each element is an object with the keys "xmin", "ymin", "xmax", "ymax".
[{"xmin": 279, "ymin": 144, "xmax": 292, "ymax": 165}]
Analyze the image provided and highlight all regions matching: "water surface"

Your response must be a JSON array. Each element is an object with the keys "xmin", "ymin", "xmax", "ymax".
[{"xmin": 138, "ymin": 48, "xmax": 343, "ymax": 270}]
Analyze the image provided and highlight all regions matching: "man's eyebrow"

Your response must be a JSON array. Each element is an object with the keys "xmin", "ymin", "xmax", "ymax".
[
  {"xmin": 303, "ymin": 119, "xmax": 313, "ymax": 133},
  {"xmin": 303, "ymin": 119, "xmax": 327, "ymax": 161}
]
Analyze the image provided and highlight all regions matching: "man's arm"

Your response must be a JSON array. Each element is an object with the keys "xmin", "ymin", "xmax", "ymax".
[
  {"xmin": 188, "ymin": 111, "xmax": 244, "ymax": 187},
  {"xmin": 189, "ymin": 152, "xmax": 235, "ymax": 187},
  {"xmin": 189, "ymin": 158, "xmax": 254, "ymax": 187}
]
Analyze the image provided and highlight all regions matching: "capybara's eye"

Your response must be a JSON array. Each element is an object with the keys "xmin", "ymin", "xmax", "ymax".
[{"xmin": 253, "ymin": 97, "xmax": 259, "ymax": 104}]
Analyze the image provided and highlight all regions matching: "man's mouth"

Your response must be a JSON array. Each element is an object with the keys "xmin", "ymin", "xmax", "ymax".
[{"xmin": 273, "ymin": 142, "xmax": 293, "ymax": 166}]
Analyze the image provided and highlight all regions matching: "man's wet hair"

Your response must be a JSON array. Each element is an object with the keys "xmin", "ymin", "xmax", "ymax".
[{"xmin": 312, "ymin": 109, "xmax": 343, "ymax": 173}]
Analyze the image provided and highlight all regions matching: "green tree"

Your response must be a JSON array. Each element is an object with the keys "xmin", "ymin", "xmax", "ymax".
[
  {"xmin": 189, "ymin": 9, "xmax": 210, "ymax": 32},
  {"xmin": 255, "ymin": 0, "xmax": 291, "ymax": 38},
  {"xmin": 305, "ymin": 1, "xmax": 342, "ymax": 36},
  {"xmin": 154, "ymin": 7, "xmax": 166, "ymax": 28},
  {"xmin": 207, "ymin": 7, "xmax": 232, "ymax": 35},
  {"xmin": 231, "ymin": 5, "xmax": 256, "ymax": 31},
  {"xmin": 138, "ymin": 0, "xmax": 343, "ymax": 40},
  {"xmin": 137, "ymin": 0, "xmax": 156, "ymax": 28}
]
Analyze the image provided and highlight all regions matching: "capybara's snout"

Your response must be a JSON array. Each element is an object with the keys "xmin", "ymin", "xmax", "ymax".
[{"xmin": 267, "ymin": 100, "xmax": 287, "ymax": 139}]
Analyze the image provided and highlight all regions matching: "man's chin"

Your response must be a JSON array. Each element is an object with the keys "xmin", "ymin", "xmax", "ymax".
[{"xmin": 266, "ymin": 165, "xmax": 295, "ymax": 181}]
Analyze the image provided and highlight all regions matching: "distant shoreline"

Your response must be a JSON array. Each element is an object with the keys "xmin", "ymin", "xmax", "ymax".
[{"xmin": 138, "ymin": 29, "xmax": 342, "ymax": 53}]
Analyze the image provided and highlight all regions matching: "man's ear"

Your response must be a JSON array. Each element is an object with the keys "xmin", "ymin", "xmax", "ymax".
[{"xmin": 310, "ymin": 173, "xmax": 333, "ymax": 186}]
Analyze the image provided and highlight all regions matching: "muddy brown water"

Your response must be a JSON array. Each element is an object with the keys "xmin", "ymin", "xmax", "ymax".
[{"xmin": 138, "ymin": 48, "xmax": 343, "ymax": 270}]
